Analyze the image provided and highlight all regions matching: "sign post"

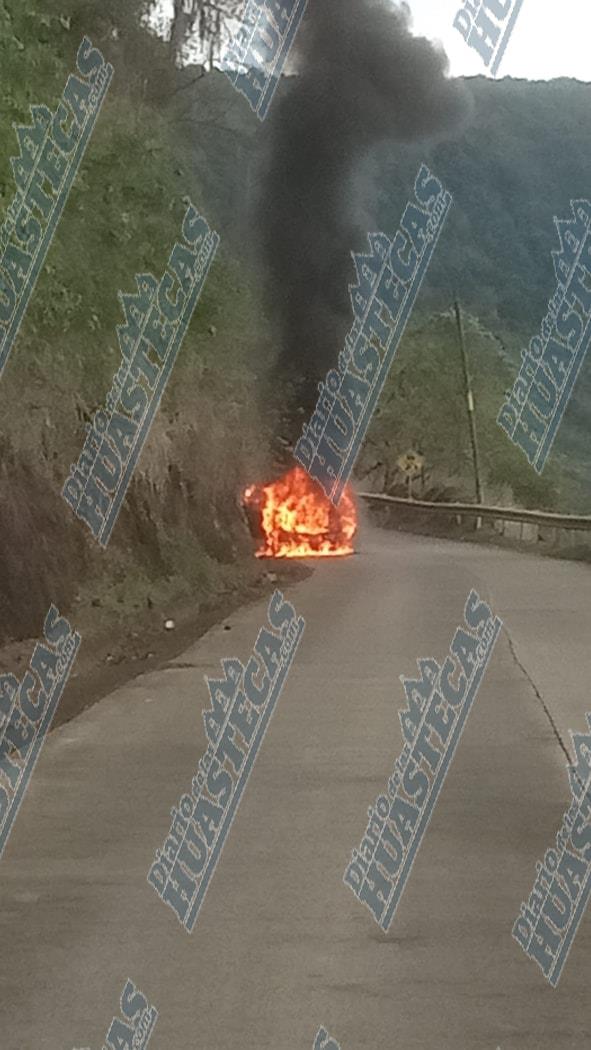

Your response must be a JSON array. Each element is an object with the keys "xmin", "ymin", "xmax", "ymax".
[{"xmin": 397, "ymin": 450, "xmax": 425, "ymax": 502}]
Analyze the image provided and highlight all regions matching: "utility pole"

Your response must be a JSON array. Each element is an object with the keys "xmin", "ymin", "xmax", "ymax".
[{"xmin": 454, "ymin": 300, "xmax": 484, "ymax": 527}]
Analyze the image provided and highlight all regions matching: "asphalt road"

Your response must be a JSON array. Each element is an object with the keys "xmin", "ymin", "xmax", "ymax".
[{"xmin": 1, "ymin": 525, "xmax": 590, "ymax": 1050}]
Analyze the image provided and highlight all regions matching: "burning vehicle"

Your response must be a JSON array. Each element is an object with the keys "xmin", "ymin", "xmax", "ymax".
[
  {"xmin": 243, "ymin": 466, "xmax": 357, "ymax": 558},
  {"xmin": 242, "ymin": 1, "xmax": 467, "ymax": 562}
]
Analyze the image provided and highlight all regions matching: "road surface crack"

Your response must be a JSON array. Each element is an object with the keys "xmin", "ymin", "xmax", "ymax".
[
  {"xmin": 503, "ymin": 624, "xmax": 573, "ymax": 766},
  {"xmin": 162, "ymin": 661, "xmax": 203, "ymax": 670}
]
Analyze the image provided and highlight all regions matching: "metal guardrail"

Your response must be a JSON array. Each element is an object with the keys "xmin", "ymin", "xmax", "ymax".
[{"xmin": 357, "ymin": 492, "xmax": 591, "ymax": 532}]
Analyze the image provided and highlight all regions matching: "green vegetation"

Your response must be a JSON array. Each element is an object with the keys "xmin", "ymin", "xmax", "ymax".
[
  {"xmin": 358, "ymin": 309, "xmax": 569, "ymax": 512},
  {"xmin": 368, "ymin": 76, "xmax": 591, "ymax": 504},
  {"xmin": 0, "ymin": 0, "xmax": 271, "ymax": 644},
  {"xmin": 0, "ymin": 0, "xmax": 589, "ymax": 646}
]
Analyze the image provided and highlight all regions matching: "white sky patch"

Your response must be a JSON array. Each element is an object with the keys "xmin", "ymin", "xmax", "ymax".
[{"xmin": 405, "ymin": 0, "xmax": 591, "ymax": 81}]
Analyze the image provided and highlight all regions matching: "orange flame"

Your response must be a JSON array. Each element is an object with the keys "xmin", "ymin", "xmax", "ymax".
[{"xmin": 244, "ymin": 466, "xmax": 357, "ymax": 558}]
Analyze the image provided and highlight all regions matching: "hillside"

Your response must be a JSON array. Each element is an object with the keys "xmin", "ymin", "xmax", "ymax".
[
  {"xmin": 169, "ymin": 69, "xmax": 591, "ymax": 499},
  {"xmin": 0, "ymin": 1, "xmax": 589, "ymax": 655}
]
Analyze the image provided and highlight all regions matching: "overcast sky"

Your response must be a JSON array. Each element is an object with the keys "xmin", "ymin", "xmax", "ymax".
[{"xmin": 407, "ymin": 0, "xmax": 591, "ymax": 81}]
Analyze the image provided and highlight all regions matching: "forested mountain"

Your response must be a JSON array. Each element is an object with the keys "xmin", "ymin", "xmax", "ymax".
[
  {"xmin": 364, "ymin": 76, "xmax": 591, "ymax": 505},
  {"xmin": 0, "ymin": 1, "xmax": 589, "ymax": 648},
  {"xmin": 171, "ymin": 70, "xmax": 591, "ymax": 341},
  {"xmin": 372, "ymin": 76, "xmax": 591, "ymax": 335},
  {"xmin": 171, "ymin": 71, "xmax": 591, "ymax": 500}
]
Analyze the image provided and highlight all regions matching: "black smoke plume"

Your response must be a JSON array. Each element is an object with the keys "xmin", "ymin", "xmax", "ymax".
[{"xmin": 255, "ymin": 0, "xmax": 470, "ymax": 437}]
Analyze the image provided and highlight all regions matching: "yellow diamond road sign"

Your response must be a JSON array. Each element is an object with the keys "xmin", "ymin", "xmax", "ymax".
[{"xmin": 397, "ymin": 450, "xmax": 424, "ymax": 476}]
